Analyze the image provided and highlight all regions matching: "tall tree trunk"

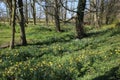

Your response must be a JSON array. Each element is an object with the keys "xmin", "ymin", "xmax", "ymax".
[
  {"xmin": 10, "ymin": 0, "xmax": 16, "ymax": 49},
  {"xmin": 54, "ymin": 0, "xmax": 61, "ymax": 32},
  {"xmin": 33, "ymin": 0, "xmax": 36, "ymax": 25},
  {"xmin": 6, "ymin": 0, "xmax": 12, "ymax": 25},
  {"xmin": 93, "ymin": 0, "xmax": 99, "ymax": 27},
  {"xmin": 45, "ymin": 0, "xmax": 49, "ymax": 26},
  {"xmin": 18, "ymin": 0, "xmax": 27, "ymax": 45},
  {"xmin": 9, "ymin": 1, "xmax": 12, "ymax": 26},
  {"xmin": 90, "ymin": 0, "xmax": 100, "ymax": 27},
  {"xmin": 99, "ymin": 0, "xmax": 104, "ymax": 25},
  {"xmin": 76, "ymin": 0, "xmax": 86, "ymax": 39},
  {"xmin": 64, "ymin": 0, "xmax": 67, "ymax": 21},
  {"xmin": 25, "ymin": 0, "xmax": 28, "ymax": 24},
  {"xmin": 30, "ymin": 0, "xmax": 36, "ymax": 25}
]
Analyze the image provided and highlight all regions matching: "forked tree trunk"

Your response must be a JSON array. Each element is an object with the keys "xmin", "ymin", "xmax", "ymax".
[
  {"xmin": 18, "ymin": 0, "xmax": 27, "ymax": 45},
  {"xmin": 76, "ymin": 0, "xmax": 86, "ymax": 39}
]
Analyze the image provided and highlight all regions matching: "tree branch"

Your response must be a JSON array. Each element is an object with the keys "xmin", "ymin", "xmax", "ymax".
[{"xmin": 59, "ymin": 0, "xmax": 77, "ymax": 13}]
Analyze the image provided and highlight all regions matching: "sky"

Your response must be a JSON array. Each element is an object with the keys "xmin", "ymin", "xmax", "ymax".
[{"xmin": 0, "ymin": 2, "xmax": 7, "ymax": 17}]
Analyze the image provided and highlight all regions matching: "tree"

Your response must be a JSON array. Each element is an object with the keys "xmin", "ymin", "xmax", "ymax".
[
  {"xmin": 105, "ymin": 0, "xmax": 120, "ymax": 24},
  {"xmin": 89, "ymin": 0, "xmax": 120, "ymax": 26},
  {"xmin": 37, "ymin": 0, "xmax": 62, "ymax": 32},
  {"xmin": 5, "ymin": 0, "xmax": 12, "ymax": 25},
  {"xmin": 18, "ymin": 0, "xmax": 27, "ymax": 45},
  {"xmin": 54, "ymin": 0, "xmax": 61, "ymax": 32},
  {"xmin": 60, "ymin": 0, "xmax": 86, "ymax": 38},
  {"xmin": 44, "ymin": 0, "xmax": 49, "ymax": 26},
  {"xmin": 60, "ymin": 0, "xmax": 67, "ymax": 21},
  {"xmin": 76, "ymin": 0, "xmax": 86, "ymax": 38},
  {"xmin": 25, "ymin": 0, "xmax": 28, "ymax": 24},
  {"xmin": 90, "ymin": 0, "xmax": 101, "ymax": 27},
  {"xmin": 10, "ymin": 0, "xmax": 17, "ymax": 49},
  {"xmin": 30, "ymin": 0, "xmax": 36, "ymax": 25}
]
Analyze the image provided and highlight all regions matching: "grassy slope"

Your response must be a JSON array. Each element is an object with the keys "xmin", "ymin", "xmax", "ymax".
[{"xmin": 0, "ymin": 23, "xmax": 120, "ymax": 80}]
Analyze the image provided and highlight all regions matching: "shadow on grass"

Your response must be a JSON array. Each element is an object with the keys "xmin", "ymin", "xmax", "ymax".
[
  {"xmin": 87, "ymin": 27, "xmax": 120, "ymax": 37},
  {"xmin": 87, "ymin": 28, "xmax": 112, "ymax": 37},
  {"xmin": 28, "ymin": 34, "xmax": 75, "ymax": 46},
  {"xmin": 93, "ymin": 65, "xmax": 120, "ymax": 80},
  {"xmin": 28, "ymin": 27, "xmax": 113, "ymax": 47}
]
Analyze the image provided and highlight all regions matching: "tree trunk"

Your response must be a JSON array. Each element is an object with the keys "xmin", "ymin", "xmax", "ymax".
[
  {"xmin": 33, "ymin": 0, "xmax": 36, "ymax": 25},
  {"xmin": 45, "ymin": 11, "xmax": 49, "ymax": 26},
  {"xmin": 10, "ymin": 0, "xmax": 16, "ymax": 49},
  {"xmin": 9, "ymin": 1, "xmax": 12, "ymax": 26},
  {"xmin": 6, "ymin": 0, "xmax": 12, "ymax": 25},
  {"xmin": 18, "ymin": 0, "xmax": 27, "ymax": 46},
  {"xmin": 76, "ymin": 0, "xmax": 86, "ymax": 39},
  {"xmin": 99, "ymin": 0, "xmax": 104, "ymax": 25},
  {"xmin": 64, "ymin": 0, "xmax": 67, "ymax": 21},
  {"xmin": 25, "ymin": 0, "xmax": 28, "ymax": 24},
  {"xmin": 44, "ymin": 0, "xmax": 49, "ymax": 26},
  {"xmin": 54, "ymin": 0, "xmax": 61, "ymax": 32},
  {"xmin": 30, "ymin": 0, "xmax": 36, "ymax": 25},
  {"xmin": 90, "ymin": 0, "xmax": 101, "ymax": 27}
]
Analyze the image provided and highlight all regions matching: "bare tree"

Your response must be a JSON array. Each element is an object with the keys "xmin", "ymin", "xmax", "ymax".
[
  {"xmin": 105, "ymin": 0, "xmax": 120, "ymax": 24},
  {"xmin": 5, "ymin": 0, "xmax": 12, "ymax": 25},
  {"xmin": 25, "ymin": 0, "xmax": 28, "ymax": 24},
  {"xmin": 18, "ymin": 0, "xmax": 27, "ymax": 45},
  {"xmin": 30, "ymin": 0, "xmax": 36, "ymax": 25},
  {"xmin": 37, "ymin": 0, "xmax": 62, "ymax": 32},
  {"xmin": 54, "ymin": 0, "xmax": 61, "ymax": 32},
  {"xmin": 60, "ymin": 0, "xmax": 67, "ymax": 21},
  {"xmin": 60, "ymin": 0, "xmax": 86, "ymax": 38},
  {"xmin": 10, "ymin": 0, "xmax": 17, "ymax": 49},
  {"xmin": 44, "ymin": 0, "xmax": 49, "ymax": 26},
  {"xmin": 76, "ymin": 0, "xmax": 86, "ymax": 38}
]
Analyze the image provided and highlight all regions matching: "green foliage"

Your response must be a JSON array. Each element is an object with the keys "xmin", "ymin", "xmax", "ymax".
[{"xmin": 0, "ymin": 23, "xmax": 120, "ymax": 80}]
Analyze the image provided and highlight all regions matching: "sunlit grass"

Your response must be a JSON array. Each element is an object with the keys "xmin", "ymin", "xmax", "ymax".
[{"xmin": 0, "ymin": 23, "xmax": 120, "ymax": 80}]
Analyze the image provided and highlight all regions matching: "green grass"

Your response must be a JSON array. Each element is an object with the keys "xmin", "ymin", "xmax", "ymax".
[{"xmin": 0, "ymin": 23, "xmax": 120, "ymax": 80}]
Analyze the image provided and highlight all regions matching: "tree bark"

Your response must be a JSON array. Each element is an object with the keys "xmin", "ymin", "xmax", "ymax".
[
  {"xmin": 33, "ymin": 0, "xmax": 36, "ymax": 25},
  {"xmin": 64, "ymin": 0, "xmax": 67, "ymax": 21},
  {"xmin": 25, "ymin": 0, "xmax": 28, "ymax": 24},
  {"xmin": 30, "ymin": 0, "xmax": 36, "ymax": 25},
  {"xmin": 18, "ymin": 0, "xmax": 27, "ymax": 45},
  {"xmin": 10, "ymin": 0, "xmax": 16, "ymax": 49},
  {"xmin": 76, "ymin": 0, "xmax": 86, "ymax": 39},
  {"xmin": 54, "ymin": 0, "xmax": 61, "ymax": 32},
  {"xmin": 45, "ymin": 0, "xmax": 49, "ymax": 26},
  {"xmin": 6, "ymin": 0, "xmax": 12, "ymax": 25}
]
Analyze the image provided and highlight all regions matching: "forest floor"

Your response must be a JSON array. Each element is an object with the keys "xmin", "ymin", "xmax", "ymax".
[{"xmin": 0, "ymin": 23, "xmax": 120, "ymax": 80}]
